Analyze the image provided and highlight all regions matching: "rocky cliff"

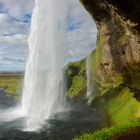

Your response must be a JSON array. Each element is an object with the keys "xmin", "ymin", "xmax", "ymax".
[
  {"xmin": 81, "ymin": 0, "xmax": 140, "ymax": 93},
  {"xmin": 67, "ymin": 0, "xmax": 140, "ymax": 125}
]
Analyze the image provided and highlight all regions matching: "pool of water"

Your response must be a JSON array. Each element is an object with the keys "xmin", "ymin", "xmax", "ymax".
[{"xmin": 0, "ymin": 90, "xmax": 104, "ymax": 140}]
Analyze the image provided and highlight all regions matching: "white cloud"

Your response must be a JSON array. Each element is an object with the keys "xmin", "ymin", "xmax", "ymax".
[
  {"xmin": 0, "ymin": 34, "xmax": 27, "ymax": 46},
  {"xmin": 0, "ymin": 12, "xmax": 28, "ymax": 48},
  {"xmin": 0, "ymin": 0, "xmax": 97, "ymax": 71},
  {"xmin": 0, "ymin": 13, "xmax": 28, "ymax": 34},
  {"xmin": 0, "ymin": 3, "xmax": 30, "ymax": 71},
  {"xmin": 0, "ymin": 0, "xmax": 34, "ymax": 17}
]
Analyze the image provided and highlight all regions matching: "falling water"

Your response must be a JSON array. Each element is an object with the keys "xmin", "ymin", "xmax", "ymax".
[
  {"xmin": 86, "ymin": 54, "xmax": 95, "ymax": 103},
  {"xmin": 0, "ymin": 0, "xmax": 99, "ymax": 135},
  {"xmin": 84, "ymin": 15, "xmax": 96, "ymax": 103},
  {"xmin": 21, "ymin": 0, "xmax": 68, "ymax": 130}
]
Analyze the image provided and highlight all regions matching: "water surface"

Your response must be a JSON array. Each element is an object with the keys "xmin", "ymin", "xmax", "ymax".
[{"xmin": 0, "ymin": 89, "xmax": 104, "ymax": 140}]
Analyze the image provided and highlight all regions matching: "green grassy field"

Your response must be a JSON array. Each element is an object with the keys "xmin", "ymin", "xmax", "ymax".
[{"xmin": 0, "ymin": 73, "xmax": 23, "ymax": 95}]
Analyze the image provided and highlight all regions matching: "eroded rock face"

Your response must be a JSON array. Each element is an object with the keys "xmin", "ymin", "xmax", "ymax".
[
  {"xmin": 81, "ymin": 0, "xmax": 140, "ymax": 33},
  {"xmin": 81, "ymin": 0, "xmax": 140, "ymax": 92},
  {"xmin": 66, "ymin": 1, "xmax": 140, "ymax": 123}
]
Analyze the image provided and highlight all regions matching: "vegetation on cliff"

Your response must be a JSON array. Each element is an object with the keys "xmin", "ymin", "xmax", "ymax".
[
  {"xmin": 67, "ymin": 59, "xmax": 86, "ymax": 98},
  {"xmin": 74, "ymin": 118, "xmax": 140, "ymax": 140}
]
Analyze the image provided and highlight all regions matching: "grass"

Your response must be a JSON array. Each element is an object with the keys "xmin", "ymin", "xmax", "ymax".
[
  {"xmin": 107, "ymin": 87, "xmax": 140, "ymax": 124},
  {"xmin": 0, "ymin": 73, "xmax": 23, "ymax": 95},
  {"xmin": 73, "ymin": 87, "xmax": 140, "ymax": 140},
  {"xmin": 73, "ymin": 118, "xmax": 140, "ymax": 140}
]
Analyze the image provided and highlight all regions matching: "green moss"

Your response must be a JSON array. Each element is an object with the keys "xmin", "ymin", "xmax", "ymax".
[
  {"xmin": 107, "ymin": 87, "xmax": 140, "ymax": 124},
  {"xmin": 68, "ymin": 75, "xmax": 86, "ymax": 97},
  {"xmin": 71, "ymin": 60, "xmax": 86, "ymax": 74},
  {"xmin": 126, "ymin": 66, "xmax": 140, "ymax": 91},
  {"xmin": 67, "ymin": 59, "xmax": 86, "ymax": 98},
  {"xmin": 74, "ymin": 87, "xmax": 140, "ymax": 140},
  {"xmin": 67, "ymin": 69, "xmax": 72, "ymax": 76},
  {"xmin": 116, "ymin": 33, "xmax": 126, "ymax": 44},
  {"xmin": 73, "ymin": 118, "xmax": 140, "ymax": 140},
  {"xmin": 96, "ymin": 74, "xmax": 123, "ymax": 95},
  {"xmin": 92, "ymin": 33, "xmax": 102, "ymax": 73}
]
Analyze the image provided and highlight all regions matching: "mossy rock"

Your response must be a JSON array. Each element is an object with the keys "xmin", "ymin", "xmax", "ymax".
[{"xmin": 67, "ymin": 59, "xmax": 87, "ymax": 98}]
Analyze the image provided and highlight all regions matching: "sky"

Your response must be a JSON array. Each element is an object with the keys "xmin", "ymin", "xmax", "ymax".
[
  {"xmin": 0, "ymin": 0, "xmax": 33, "ymax": 47},
  {"xmin": 0, "ymin": 0, "xmax": 97, "ymax": 72}
]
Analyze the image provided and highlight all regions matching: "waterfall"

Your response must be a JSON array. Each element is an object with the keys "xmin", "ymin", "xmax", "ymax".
[
  {"xmin": 21, "ymin": 0, "xmax": 68, "ymax": 131},
  {"xmin": 86, "ymin": 54, "xmax": 95, "ymax": 103}
]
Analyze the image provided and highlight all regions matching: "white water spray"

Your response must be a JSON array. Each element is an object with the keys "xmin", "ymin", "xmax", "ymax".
[
  {"xmin": 19, "ymin": 0, "xmax": 97, "ymax": 131},
  {"xmin": 86, "ymin": 54, "xmax": 95, "ymax": 103},
  {"xmin": 21, "ymin": 0, "xmax": 68, "ymax": 130}
]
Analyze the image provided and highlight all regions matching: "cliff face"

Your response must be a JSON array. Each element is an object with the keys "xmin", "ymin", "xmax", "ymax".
[
  {"xmin": 67, "ymin": 0, "xmax": 140, "ymax": 125},
  {"xmin": 79, "ymin": 0, "xmax": 140, "ymax": 124},
  {"xmin": 81, "ymin": 0, "xmax": 140, "ymax": 93}
]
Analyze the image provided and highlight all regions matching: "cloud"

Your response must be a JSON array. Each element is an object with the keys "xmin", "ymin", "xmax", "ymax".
[
  {"xmin": 0, "ymin": 0, "xmax": 97, "ymax": 71},
  {"xmin": 0, "ymin": 0, "xmax": 34, "ymax": 17},
  {"xmin": 0, "ymin": 12, "xmax": 29, "ymax": 48},
  {"xmin": 0, "ymin": 1, "xmax": 32, "ymax": 71},
  {"xmin": 0, "ymin": 33, "xmax": 27, "ymax": 46},
  {"xmin": 0, "ymin": 13, "xmax": 28, "ymax": 34},
  {"xmin": 66, "ymin": 0, "xmax": 97, "ymax": 62}
]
